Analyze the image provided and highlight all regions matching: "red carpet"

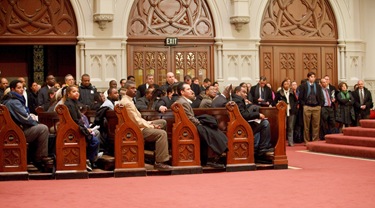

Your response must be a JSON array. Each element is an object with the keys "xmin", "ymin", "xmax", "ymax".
[
  {"xmin": 307, "ymin": 119, "xmax": 375, "ymax": 159},
  {"xmin": 1, "ymin": 144, "xmax": 375, "ymax": 208}
]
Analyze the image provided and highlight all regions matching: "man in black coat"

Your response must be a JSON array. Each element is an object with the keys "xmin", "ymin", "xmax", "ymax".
[
  {"xmin": 250, "ymin": 76, "xmax": 273, "ymax": 106},
  {"xmin": 137, "ymin": 74, "xmax": 160, "ymax": 99},
  {"xmin": 232, "ymin": 85, "xmax": 274, "ymax": 159},
  {"xmin": 37, "ymin": 75, "xmax": 56, "ymax": 110},
  {"xmin": 352, "ymin": 80, "xmax": 373, "ymax": 125},
  {"xmin": 78, "ymin": 74, "xmax": 99, "ymax": 110}
]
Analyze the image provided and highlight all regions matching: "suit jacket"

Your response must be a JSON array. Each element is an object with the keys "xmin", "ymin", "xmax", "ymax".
[
  {"xmin": 154, "ymin": 96, "xmax": 173, "ymax": 112},
  {"xmin": 212, "ymin": 94, "xmax": 228, "ymax": 108},
  {"xmin": 176, "ymin": 96, "xmax": 200, "ymax": 125},
  {"xmin": 199, "ymin": 94, "xmax": 213, "ymax": 108},
  {"xmin": 249, "ymin": 84, "xmax": 273, "ymax": 106},
  {"xmin": 37, "ymin": 85, "xmax": 50, "ymax": 108},
  {"xmin": 352, "ymin": 87, "xmax": 373, "ymax": 116},
  {"xmin": 232, "ymin": 94, "xmax": 260, "ymax": 121},
  {"xmin": 136, "ymin": 96, "xmax": 149, "ymax": 111},
  {"xmin": 119, "ymin": 95, "xmax": 153, "ymax": 131}
]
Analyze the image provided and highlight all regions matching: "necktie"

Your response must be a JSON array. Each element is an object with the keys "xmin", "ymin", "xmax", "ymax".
[
  {"xmin": 324, "ymin": 88, "xmax": 331, "ymax": 107},
  {"xmin": 360, "ymin": 89, "xmax": 364, "ymax": 105}
]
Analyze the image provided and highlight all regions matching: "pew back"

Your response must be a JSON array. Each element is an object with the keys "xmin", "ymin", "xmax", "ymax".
[{"xmin": 0, "ymin": 104, "xmax": 27, "ymax": 172}]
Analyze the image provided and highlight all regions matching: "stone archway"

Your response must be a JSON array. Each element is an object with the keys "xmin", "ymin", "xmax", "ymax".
[
  {"xmin": 259, "ymin": 0, "xmax": 338, "ymax": 89},
  {"xmin": 126, "ymin": 0, "xmax": 215, "ymax": 86}
]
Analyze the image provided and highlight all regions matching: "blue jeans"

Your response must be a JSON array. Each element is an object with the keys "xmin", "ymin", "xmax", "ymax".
[{"xmin": 86, "ymin": 135, "xmax": 100, "ymax": 162}]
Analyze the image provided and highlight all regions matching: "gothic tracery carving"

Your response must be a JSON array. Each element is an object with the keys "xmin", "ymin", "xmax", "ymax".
[
  {"xmin": 0, "ymin": 0, "xmax": 77, "ymax": 39},
  {"xmin": 261, "ymin": 0, "xmax": 337, "ymax": 40},
  {"xmin": 128, "ymin": 0, "xmax": 214, "ymax": 37}
]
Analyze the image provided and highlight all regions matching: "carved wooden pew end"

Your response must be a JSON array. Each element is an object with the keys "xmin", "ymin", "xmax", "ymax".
[
  {"xmin": 54, "ymin": 104, "xmax": 88, "ymax": 179},
  {"xmin": 0, "ymin": 105, "xmax": 28, "ymax": 180}
]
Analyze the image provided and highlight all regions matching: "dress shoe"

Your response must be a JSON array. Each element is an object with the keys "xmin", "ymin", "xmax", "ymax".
[
  {"xmin": 205, "ymin": 161, "xmax": 225, "ymax": 169},
  {"xmin": 154, "ymin": 162, "xmax": 172, "ymax": 171}
]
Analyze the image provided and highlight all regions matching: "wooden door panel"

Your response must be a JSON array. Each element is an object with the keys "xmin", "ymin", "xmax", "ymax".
[
  {"xmin": 261, "ymin": 46, "xmax": 336, "ymax": 90},
  {"xmin": 127, "ymin": 46, "xmax": 170, "ymax": 86}
]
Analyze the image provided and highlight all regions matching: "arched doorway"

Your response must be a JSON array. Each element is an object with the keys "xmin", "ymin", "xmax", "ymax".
[
  {"xmin": 0, "ymin": 0, "xmax": 78, "ymax": 85},
  {"xmin": 126, "ymin": 0, "xmax": 215, "ymax": 86},
  {"xmin": 259, "ymin": 0, "xmax": 338, "ymax": 89}
]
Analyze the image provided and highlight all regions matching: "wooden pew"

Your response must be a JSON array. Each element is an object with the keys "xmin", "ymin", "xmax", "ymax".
[
  {"xmin": 113, "ymin": 105, "xmax": 146, "ymax": 177},
  {"xmin": 54, "ymin": 104, "xmax": 88, "ymax": 179},
  {"xmin": 259, "ymin": 101, "xmax": 288, "ymax": 169},
  {"xmin": 0, "ymin": 104, "xmax": 28, "ymax": 180},
  {"xmin": 171, "ymin": 102, "xmax": 256, "ymax": 171}
]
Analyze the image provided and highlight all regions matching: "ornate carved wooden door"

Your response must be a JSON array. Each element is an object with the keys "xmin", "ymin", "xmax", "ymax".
[
  {"xmin": 260, "ymin": 0, "xmax": 338, "ymax": 89},
  {"xmin": 127, "ymin": 0, "xmax": 215, "ymax": 86}
]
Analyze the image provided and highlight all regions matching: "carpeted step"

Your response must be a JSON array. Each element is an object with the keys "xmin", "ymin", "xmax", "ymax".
[
  {"xmin": 325, "ymin": 134, "xmax": 375, "ymax": 148},
  {"xmin": 359, "ymin": 119, "xmax": 375, "ymax": 128},
  {"xmin": 307, "ymin": 141, "xmax": 375, "ymax": 159},
  {"xmin": 343, "ymin": 127, "xmax": 375, "ymax": 137}
]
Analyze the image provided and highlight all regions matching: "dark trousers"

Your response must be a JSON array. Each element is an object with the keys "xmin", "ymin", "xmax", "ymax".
[
  {"xmin": 249, "ymin": 119, "xmax": 272, "ymax": 154},
  {"xmin": 320, "ymin": 106, "xmax": 336, "ymax": 139}
]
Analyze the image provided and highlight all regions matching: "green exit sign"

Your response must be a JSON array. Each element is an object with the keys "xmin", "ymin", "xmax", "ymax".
[{"xmin": 165, "ymin": 37, "xmax": 178, "ymax": 46}]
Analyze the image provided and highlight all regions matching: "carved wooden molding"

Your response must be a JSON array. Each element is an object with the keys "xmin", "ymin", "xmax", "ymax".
[
  {"xmin": 261, "ymin": 0, "xmax": 337, "ymax": 41},
  {"xmin": 0, "ymin": 0, "xmax": 78, "ymax": 44},
  {"xmin": 128, "ymin": 0, "xmax": 214, "ymax": 38}
]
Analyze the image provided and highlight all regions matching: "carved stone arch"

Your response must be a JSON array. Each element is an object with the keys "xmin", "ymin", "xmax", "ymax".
[
  {"xmin": 0, "ymin": 0, "xmax": 78, "ymax": 44},
  {"xmin": 259, "ymin": 0, "xmax": 338, "ymax": 90},
  {"xmin": 126, "ymin": 0, "xmax": 215, "ymax": 86}
]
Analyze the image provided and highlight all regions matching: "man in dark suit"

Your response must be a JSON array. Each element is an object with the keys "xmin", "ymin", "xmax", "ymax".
[
  {"xmin": 250, "ymin": 76, "xmax": 273, "ymax": 106},
  {"xmin": 137, "ymin": 74, "xmax": 160, "ymax": 99},
  {"xmin": 352, "ymin": 80, "xmax": 373, "ymax": 125},
  {"xmin": 212, "ymin": 84, "xmax": 232, "ymax": 107},
  {"xmin": 37, "ymin": 75, "xmax": 56, "ymax": 111}
]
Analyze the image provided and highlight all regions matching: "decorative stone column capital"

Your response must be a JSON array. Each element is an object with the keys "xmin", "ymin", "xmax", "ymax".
[{"xmin": 93, "ymin": 14, "xmax": 114, "ymax": 30}]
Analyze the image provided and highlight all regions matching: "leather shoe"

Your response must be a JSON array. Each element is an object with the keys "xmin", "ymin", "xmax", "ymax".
[
  {"xmin": 154, "ymin": 162, "xmax": 172, "ymax": 171},
  {"xmin": 205, "ymin": 161, "xmax": 225, "ymax": 169}
]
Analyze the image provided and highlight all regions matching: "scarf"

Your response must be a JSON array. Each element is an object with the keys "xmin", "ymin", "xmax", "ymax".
[
  {"xmin": 340, "ymin": 91, "xmax": 350, "ymax": 99},
  {"xmin": 10, "ymin": 91, "xmax": 30, "ymax": 114}
]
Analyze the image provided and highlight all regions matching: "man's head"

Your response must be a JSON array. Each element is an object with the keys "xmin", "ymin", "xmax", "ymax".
[
  {"xmin": 9, "ymin": 80, "xmax": 24, "ymax": 96},
  {"xmin": 80, "ymin": 74, "xmax": 91, "ymax": 87},
  {"xmin": 205, "ymin": 85, "xmax": 217, "ymax": 99},
  {"xmin": 127, "ymin": 75, "xmax": 135, "ymax": 82},
  {"xmin": 307, "ymin": 72, "xmax": 316, "ymax": 84},
  {"xmin": 184, "ymin": 75, "xmax": 192, "ymax": 85},
  {"xmin": 192, "ymin": 77, "xmax": 199, "ymax": 85},
  {"xmin": 17, "ymin": 77, "xmax": 26, "ymax": 88},
  {"xmin": 31, "ymin": 82, "xmax": 39, "ymax": 93},
  {"xmin": 291, "ymin": 81, "xmax": 298, "ymax": 90},
  {"xmin": 0, "ymin": 77, "xmax": 9, "ymax": 90},
  {"xmin": 145, "ymin": 87, "xmax": 155, "ymax": 100},
  {"xmin": 46, "ymin": 75, "xmax": 56, "ymax": 87},
  {"xmin": 65, "ymin": 74, "xmax": 75, "ymax": 86},
  {"xmin": 109, "ymin": 80, "xmax": 117, "ymax": 89},
  {"xmin": 357, "ymin": 80, "xmax": 364, "ymax": 90},
  {"xmin": 258, "ymin": 76, "xmax": 267, "ymax": 88},
  {"xmin": 166, "ymin": 72, "xmax": 175, "ymax": 85},
  {"xmin": 202, "ymin": 78, "xmax": 211, "ymax": 88},
  {"xmin": 324, "ymin": 75, "xmax": 331, "ymax": 85},
  {"xmin": 125, "ymin": 81, "xmax": 137, "ymax": 98},
  {"xmin": 119, "ymin": 79, "xmax": 126, "ymax": 88},
  {"xmin": 234, "ymin": 85, "xmax": 247, "ymax": 99},
  {"xmin": 107, "ymin": 87, "xmax": 119, "ymax": 101},
  {"xmin": 145, "ymin": 74, "xmax": 154, "ymax": 85},
  {"xmin": 320, "ymin": 78, "xmax": 328, "ymax": 88},
  {"xmin": 177, "ymin": 82, "xmax": 195, "ymax": 101}
]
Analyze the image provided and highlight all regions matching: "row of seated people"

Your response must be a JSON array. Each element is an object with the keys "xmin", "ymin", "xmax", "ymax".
[{"xmin": 0, "ymin": 80, "xmax": 287, "ymax": 176}]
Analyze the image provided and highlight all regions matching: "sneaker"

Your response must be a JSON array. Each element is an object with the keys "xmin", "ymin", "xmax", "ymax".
[
  {"xmin": 86, "ymin": 160, "xmax": 92, "ymax": 172},
  {"xmin": 154, "ymin": 162, "xmax": 172, "ymax": 171}
]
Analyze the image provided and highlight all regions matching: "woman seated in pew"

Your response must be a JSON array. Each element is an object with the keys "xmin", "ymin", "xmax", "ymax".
[{"xmin": 64, "ymin": 85, "xmax": 100, "ymax": 171}]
